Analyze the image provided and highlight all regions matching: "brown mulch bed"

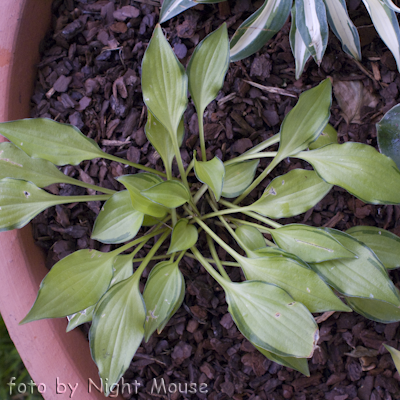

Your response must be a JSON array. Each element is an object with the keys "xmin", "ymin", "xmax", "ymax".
[{"xmin": 29, "ymin": 0, "xmax": 400, "ymax": 399}]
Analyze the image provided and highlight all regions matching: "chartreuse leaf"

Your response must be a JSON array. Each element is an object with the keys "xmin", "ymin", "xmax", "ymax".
[
  {"xmin": 21, "ymin": 249, "xmax": 115, "ymax": 324},
  {"xmin": 188, "ymin": 23, "xmax": 229, "ymax": 117},
  {"xmin": 310, "ymin": 229, "xmax": 400, "ymax": 306},
  {"xmin": 66, "ymin": 305, "xmax": 95, "ymax": 333},
  {"xmin": 143, "ymin": 261, "xmax": 185, "ymax": 341},
  {"xmin": 254, "ymin": 344, "xmax": 310, "ymax": 376},
  {"xmin": 383, "ymin": 345, "xmax": 400, "ymax": 374},
  {"xmin": 295, "ymin": 0, "xmax": 329, "ymax": 64},
  {"xmin": 362, "ymin": 0, "xmax": 400, "ymax": 71},
  {"xmin": 346, "ymin": 226, "xmax": 400, "ymax": 270},
  {"xmin": 91, "ymin": 191, "xmax": 144, "ymax": 244},
  {"xmin": 230, "ymin": 0, "xmax": 292, "ymax": 62},
  {"xmin": 159, "ymin": 0, "xmax": 196, "ymax": 23},
  {"xmin": 90, "ymin": 274, "xmax": 145, "ymax": 396},
  {"xmin": 309, "ymin": 123, "xmax": 338, "ymax": 150},
  {"xmin": 270, "ymin": 224, "xmax": 355, "ymax": 263},
  {"xmin": 145, "ymin": 112, "xmax": 185, "ymax": 173},
  {"xmin": 141, "ymin": 180, "xmax": 190, "ymax": 208},
  {"xmin": 346, "ymin": 297, "xmax": 400, "ymax": 323},
  {"xmin": 141, "ymin": 25, "xmax": 187, "ymax": 138},
  {"xmin": 272, "ymin": 79, "xmax": 331, "ymax": 167},
  {"xmin": 0, "ymin": 118, "xmax": 104, "ymax": 166},
  {"xmin": 194, "ymin": 155, "xmax": 225, "ymax": 201},
  {"xmin": 235, "ymin": 225, "xmax": 266, "ymax": 255},
  {"xmin": 222, "ymin": 160, "xmax": 259, "ymax": 199},
  {"xmin": 224, "ymin": 280, "xmax": 318, "ymax": 358},
  {"xmin": 236, "ymin": 254, "xmax": 351, "ymax": 313},
  {"xmin": 168, "ymin": 218, "xmax": 198, "ymax": 254},
  {"xmin": 143, "ymin": 214, "xmax": 160, "ymax": 226},
  {"xmin": 377, "ymin": 103, "xmax": 400, "ymax": 170},
  {"xmin": 297, "ymin": 142, "xmax": 400, "ymax": 204},
  {"xmin": 117, "ymin": 174, "xmax": 169, "ymax": 218},
  {"xmin": 249, "ymin": 169, "xmax": 332, "ymax": 219},
  {"xmin": 289, "ymin": 6, "xmax": 312, "ymax": 80},
  {"xmin": 323, "ymin": 0, "xmax": 361, "ymax": 60}
]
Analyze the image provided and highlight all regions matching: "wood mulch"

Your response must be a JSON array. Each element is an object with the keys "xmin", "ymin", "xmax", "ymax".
[{"xmin": 29, "ymin": 0, "xmax": 400, "ymax": 399}]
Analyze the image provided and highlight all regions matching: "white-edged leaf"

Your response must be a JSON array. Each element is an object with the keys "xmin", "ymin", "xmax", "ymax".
[
  {"xmin": 222, "ymin": 160, "xmax": 259, "ymax": 199},
  {"xmin": 346, "ymin": 296, "xmax": 400, "ymax": 323},
  {"xmin": 159, "ymin": 0, "xmax": 196, "ymax": 23},
  {"xmin": 383, "ymin": 344, "xmax": 400, "ymax": 374},
  {"xmin": 230, "ymin": 0, "xmax": 292, "ymax": 62},
  {"xmin": 141, "ymin": 180, "xmax": 190, "ymax": 208},
  {"xmin": 66, "ymin": 305, "xmax": 95, "ymax": 332},
  {"xmin": 194, "ymin": 155, "xmax": 225, "ymax": 201},
  {"xmin": 235, "ymin": 225, "xmax": 266, "ymax": 255},
  {"xmin": 309, "ymin": 123, "xmax": 338, "ymax": 150},
  {"xmin": 381, "ymin": 0, "xmax": 400, "ymax": 13},
  {"xmin": 168, "ymin": 218, "xmax": 198, "ymax": 254}
]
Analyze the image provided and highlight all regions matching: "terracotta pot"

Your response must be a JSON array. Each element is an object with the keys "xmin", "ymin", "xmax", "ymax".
[{"xmin": 0, "ymin": 1, "xmax": 123, "ymax": 398}]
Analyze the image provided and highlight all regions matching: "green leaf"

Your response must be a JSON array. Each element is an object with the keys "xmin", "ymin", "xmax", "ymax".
[
  {"xmin": 159, "ymin": 0, "xmax": 196, "ymax": 23},
  {"xmin": 289, "ymin": 6, "xmax": 312, "ymax": 80},
  {"xmin": 297, "ymin": 142, "xmax": 400, "ymax": 204},
  {"xmin": 145, "ymin": 112, "xmax": 184, "ymax": 173},
  {"xmin": 142, "ymin": 214, "xmax": 160, "ymax": 226},
  {"xmin": 270, "ymin": 224, "xmax": 355, "ymax": 263},
  {"xmin": 194, "ymin": 155, "xmax": 225, "ymax": 201},
  {"xmin": 273, "ymin": 79, "xmax": 332, "ymax": 165},
  {"xmin": 383, "ymin": 344, "xmax": 400, "ymax": 374},
  {"xmin": 224, "ymin": 280, "xmax": 318, "ymax": 358},
  {"xmin": 346, "ymin": 297, "xmax": 400, "ymax": 323},
  {"xmin": 141, "ymin": 180, "xmax": 190, "ymax": 208},
  {"xmin": 346, "ymin": 226, "xmax": 400, "ymax": 270},
  {"xmin": 323, "ymin": 0, "xmax": 361, "ymax": 60},
  {"xmin": 117, "ymin": 173, "xmax": 169, "ymax": 218},
  {"xmin": 143, "ymin": 261, "xmax": 185, "ymax": 341},
  {"xmin": 237, "ymin": 255, "xmax": 351, "ymax": 313},
  {"xmin": 188, "ymin": 23, "xmax": 229, "ymax": 117},
  {"xmin": 21, "ymin": 250, "xmax": 115, "ymax": 323},
  {"xmin": 66, "ymin": 305, "xmax": 95, "ymax": 333},
  {"xmin": 90, "ymin": 275, "xmax": 145, "ymax": 396},
  {"xmin": 310, "ymin": 229, "xmax": 400, "ymax": 306},
  {"xmin": 230, "ymin": 0, "xmax": 292, "ymax": 62},
  {"xmin": 295, "ymin": 0, "xmax": 329, "ymax": 64},
  {"xmin": 249, "ymin": 169, "xmax": 333, "ymax": 219},
  {"xmin": 168, "ymin": 218, "xmax": 198, "ymax": 254},
  {"xmin": 141, "ymin": 25, "xmax": 187, "ymax": 138},
  {"xmin": 91, "ymin": 191, "xmax": 144, "ymax": 244},
  {"xmin": 0, "ymin": 118, "xmax": 104, "ymax": 166},
  {"xmin": 235, "ymin": 225, "xmax": 266, "ymax": 254},
  {"xmin": 254, "ymin": 344, "xmax": 310, "ymax": 376},
  {"xmin": 309, "ymin": 123, "xmax": 338, "ymax": 150},
  {"xmin": 222, "ymin": 160, "xmax": 259, "ymax": 199},
  {"xmin": 377, "ymin": 103, "xmax": 400, "ymax": 170}
]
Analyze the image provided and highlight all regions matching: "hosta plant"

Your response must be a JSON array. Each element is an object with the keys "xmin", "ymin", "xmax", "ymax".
[
  {"xmin": 160, "ymin": 0, "xmax": 400, "ymax": 78},
  {"xmin": 1, "ymin": 24, "xmax": 400, "ymax": 396}
]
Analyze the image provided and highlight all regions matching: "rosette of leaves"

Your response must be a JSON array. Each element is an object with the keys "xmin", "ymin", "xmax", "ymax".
[
  {"xmin": 1, "ymin": 24, "xmax": 400, "ymax": 396},
  {"xmin": 160, "ymin": 0, "xmax": 400, "ymax": 78}
]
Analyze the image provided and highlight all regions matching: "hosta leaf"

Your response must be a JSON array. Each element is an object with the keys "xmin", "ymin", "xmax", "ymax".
[
  {"xmin": 117, "ymin": 173, "xmax": 169, "ymax": 218},
  {"xmin": 143, "ymin": 214, "xmax": 160, "ymax": 226},
  {"xmin": 230, "ymin": 0, "xmax": 292, "ymax": 62},
  {"xmin": 346, "ymin": 226, "xmax": 400, "ymax": 270},
  {"xmin": 66, "ymin": 305, "xmax": 95, "ymax": 332},
  {"xmin": 142, "ymin": 25, "xmax": 187, "ymax": 138},
  {"xmin": 346, "ymin": 297, "xmax": 400, "ymax": 323},
  {"xmin": 224, "ymin": 280, "xmax": 318, "ymax": 358},
  {"xmin": 159, "ymin": 0, "xmax": 196, "ymax": 23},
  {"xmin": 249, "ymin": 169, "xmax": 332, "ymax": 218},
  {"xmin": 323, "ymin": 0, "xmax": 361, "ymax": 60},
  {"xmin": 254, "ymin": 345, "xmax": 310, "ymax": 376},
  {"xmin": 145, "ymin": 112, "xmax": 185, "ymax": 173},
  {"xmin": 270, "ymin": 224, "xmax": 355, "ymax": 263},
  {"xmin": 297, "ymin": 142, "xmax": 400, "ymax": 204},
  {"xmin": 237, "ymin": 254, "xmax": 351, "ymax": 313},
  {"xmin": 289, "ymin": 6, "xmax": 312, "ymax": 80},
  {"xmin": 141, "ymin": 180, "xmax": 190, "ymax": 208},
  {"xmin": 377, "ymin": 103, "xmax": 400, "ymax": 170},
  {"xmin": 309, "ymin": 123, "xmax": 338, "ymax": 150},
  {"xmin": 311, "ymin": 229, "xmax": 400, "ymax": 305},
  {"xmin": 90, "ymin": 274, "xmax": 145, "ymax": 396},
  {"xmin": 222, "ymin": 160, "xmax": 259, "ymax": 199},
  {"xmin": 194, "ymin": 155, "xmax": 225, "ymax": 201},
  {"xmin": 362, "ymin": 0, "xmax": 400, "ymax": 71},
  {"xmin": 382, "ymin": 0, "xmax": 400, "ymax": 12},
  {"xmin": 168, "ymin": 218, "xmax": 198, "ymax": 254},
  {"xmin": 143, "ymin": 261, "xmax": 185, "ymax": 341},
  {"xmin": 0, "ymin": 118, "xmax": 104, "ymax": 166},
  {"xmin": 235, "ymin": 225, "xmax": 266, "ymax": 255},
  {"xmin": 273, "ymin": 79, "xmax": 331, "ymax": 166},
  {"xmin": 21, "ymin": 250, "xmax": 115, "ymax": 323},
  {"xmin": 91, "ymin": 191, "xmax": 144, "ymax": 244},
  {"xmin": 383, "ymin": 345, "xmax": 400, "ymax": 374},
  {"xmin": 188, "ymin": 23, "xmax": 229, "ymax": 116},
  {"xmin": 295, "ymin": 0, "xmax": 329, "ymax": 64}
]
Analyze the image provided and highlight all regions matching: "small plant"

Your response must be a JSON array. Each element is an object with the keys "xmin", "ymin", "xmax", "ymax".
[
  {"xmin": 160, "ymin": 0, "xmax": 400, "ymax": 78},
  {"xmin": 1, "ymin": 24, "xmax": 400, "ymax": 396}
]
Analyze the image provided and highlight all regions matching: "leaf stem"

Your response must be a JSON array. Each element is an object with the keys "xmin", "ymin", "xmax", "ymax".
[
  {"xmin": 64, "ymin": 176, "xmax": 117, "ymax": 195},
  {"xmin": 206, "ymin": 234, "xmax": 231, "ymax": 281},
  {"xmin": 200, "ymin": 206, "xmax": 251, "ymax": 220},
  {"xmin": 224, "ymin": 152, "xmax": 277, "ymax": 166},
  {"xmin": 198, "ymin": 110, "xmax": 207, "ymax": 161},
  {"xmin": 193, "ymin": 184, "xmax": 208, "ymax": 205},
  {"xmin": 53, "ymin": 194, "xmax": 112, "ymax": 205},
  {"xmin": 243, "ymin": 133, "xmax": 280, "ymax": 155},
  {"xmin": 171, "ymin": 135, "xmax": 189, "ymax": 189}
]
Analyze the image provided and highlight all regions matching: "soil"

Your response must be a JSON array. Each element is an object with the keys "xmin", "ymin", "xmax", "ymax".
[{"xmin": 28, "ymin": 0, "xmax": 400, "ymax": 399}]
